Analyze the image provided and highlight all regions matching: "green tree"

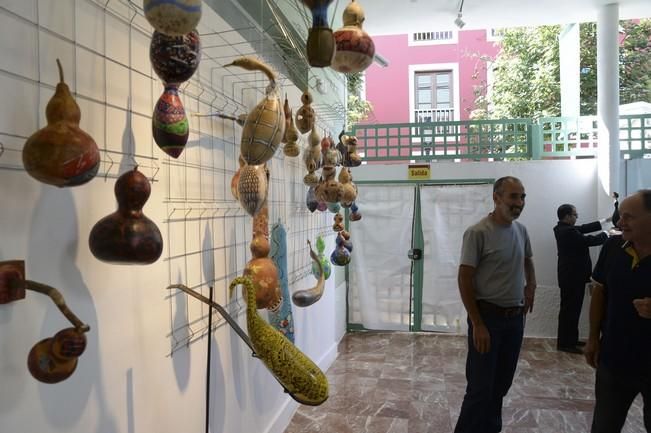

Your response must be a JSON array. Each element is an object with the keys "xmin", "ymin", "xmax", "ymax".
[
  {"xmin": 473, "ymin": 19, "xmax": 651, "ymax": 119},
  {"xmin": 346, "ymin": 72, "xmax": 373, "ymax": 126}
]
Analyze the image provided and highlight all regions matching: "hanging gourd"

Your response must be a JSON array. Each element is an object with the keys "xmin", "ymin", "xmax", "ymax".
[
  {"xmin": 311, "ymin": 236, "xmax": 332, "ymax": 280},
  {"xmin": 292, "ymin": 240, "xmax": 326, "ymax": 307},
  {"xmin": 330, "ymin": 232, "xmax": 351, "ymax": 266},
  {"xmin": 283, "ymin": 109, "xmax": 300, "ymax": 157},
  {"xmin": 326, "ymin": 202, "xmax": 341, "ymax": 213},
  {"xmin": 306, "ymin": 186, "xmax": 318, "ymax": 213},
  {"xmin": 344, "ymin": 134, "xmax": 362, "ymax": 167},
  {"xmin": 230, "ymin": 154, "xmax": 246, "ymax": 200},
  {"xmin": 338, "ymin": 167, "xmax": 358, "ymax": 207},
  {"xmin": 332, "ymin": 213, "xmax": 344, "ymax": 232},
  {"xmin": 331, "ymin": 0, "xmax": 375, "ymax": 73},
  {"xmin": 226, "ymin": 57, "xmax": 284, "ymax": 165},
  {"xmin": 315, "ymin": 165, "xmax": 343, "ymax": 204},
  {"xmin": 243, "ymin": 205, "xmax": 281, "ymax": 310},
  {"xmin": 23, "ymin": 59, "xmax": 100, "ymax": 187},
  {"xmin": 143, "ymin": 0, "xmax": 201, "ymax": 37},
  {"xmin": 303, "ymin": 128, "xmax": 321, "ymax": 186},
  {"xmin": 296, "ymin": 91, "xmax": 315, "ymax": 134},
  {"xmin": 281, "ymin": 95, "xmax": 290, "ymax": 144},
  {"xmin": 153, "ymin": 84, "xmax": 189, "ymax": 158},
  {"xmin": 89, "ymin": 167, "xmax": 163, "ymax": 264},
  {"xmin": 150, "ymin": 29, "xmax": 201, "ymax": 84},
  {"xmin": 301, "ymin": 0, "xmax": 336, "ymax": 67},
  {"xmin": 237, "ymin": 163, "xmax": 269, "ymax": 217},
  {"xmin": 28, "ymin": 327, "xmax": 87, "ymax": 384},
  {"xmin": 350, "ymin": 201, "xmax": 362, "ymax": 221}
]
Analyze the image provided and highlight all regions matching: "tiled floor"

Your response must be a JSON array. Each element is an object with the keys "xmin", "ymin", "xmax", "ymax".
[{"xmin": 285, "ymin": 332, "xmax": 645, "ymax": 433}]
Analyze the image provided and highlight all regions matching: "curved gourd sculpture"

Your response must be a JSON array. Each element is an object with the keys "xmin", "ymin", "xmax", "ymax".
[
  {"xmin": 292, "ymin": 241, "xmax": 326, "ymax": 307},
  {"xmin": 225, "ymin": 57, "xmax": 284, "ymax": 165},
  {"xmin": 230, "ymin": 276, "xmax": 329, "ymax": 405}
]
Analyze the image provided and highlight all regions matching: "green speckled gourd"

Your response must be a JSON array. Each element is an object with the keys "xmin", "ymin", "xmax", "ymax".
[{"xmin": 229, "ymin": 276, "xmax": 329, "ymax": 406}]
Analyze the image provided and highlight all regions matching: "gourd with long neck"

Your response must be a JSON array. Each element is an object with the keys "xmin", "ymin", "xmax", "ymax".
[
  {"xmin": 301, "ymin": 0, "xmax": 336, "ymax": 67},
  {"xmin": 332, "ymin": 0, "xmax": 376, "ymax": 73},
  {"xmin": 303, "ymin": 127, "xmax": 321, "ymax": 186},
  {"xmin": 244, "ymin": 204, "xmax": 280, "ymax": 309},
  {"xmin": 225, "ymin": 57, "xmax": 284, "ymax": 165},
  {"xmin": 23, "ymin": 59, "xmax": 100, "ymax": 187},
  {"xmin": 230, "ymin": 276, "xmax": 329, "ymax": 405},
  {"xmin": 291, "ymin": 240, "xmax": 326, "ymax": 307}
]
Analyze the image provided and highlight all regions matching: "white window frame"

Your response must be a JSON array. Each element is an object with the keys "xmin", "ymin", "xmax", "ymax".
[{"xmin": 408, "ymin": 63, "xmax": 460, "ymax": 122}]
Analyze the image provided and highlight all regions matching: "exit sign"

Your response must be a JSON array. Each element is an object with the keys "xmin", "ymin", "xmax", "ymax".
[{"xmin": 408, "ymin": 164, "xmax": 430, "ymax": 180}]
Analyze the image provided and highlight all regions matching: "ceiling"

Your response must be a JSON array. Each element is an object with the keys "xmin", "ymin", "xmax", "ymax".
[{"xmin": 343, "ymin": 0, "xmax": 651, "ymax": 36}]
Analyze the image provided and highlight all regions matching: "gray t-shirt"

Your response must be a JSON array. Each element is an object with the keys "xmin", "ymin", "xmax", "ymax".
[{"xmin": 460, "ymin": 215, "xmax": 533, "ymax": 307}]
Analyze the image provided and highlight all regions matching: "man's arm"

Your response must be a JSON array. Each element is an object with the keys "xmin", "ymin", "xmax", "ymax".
[
  {"xmin": 458, "ymin": 265, "xmax": 490, "ymax": 354},
  {"xmin": 524, "ymin": 256, "xmax": 537, "ymax": 313},
  {"xmin": 584, "ymin": 281, "xmax": 606, "ymax": 368}
]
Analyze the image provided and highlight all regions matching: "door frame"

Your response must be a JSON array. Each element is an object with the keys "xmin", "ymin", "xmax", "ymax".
[{"xmin": 346, "ymin": 178, "xmax": 494, "ymax": 332}]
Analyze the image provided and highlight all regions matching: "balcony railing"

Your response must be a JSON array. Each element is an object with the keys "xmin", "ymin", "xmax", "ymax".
[
  {"xmin": 350, "ymin": 114, "xmax": 651, "ymax": 163},
  {"xmin": 414, "ymin": 108, "xmax": 455, "ymax": 123}
]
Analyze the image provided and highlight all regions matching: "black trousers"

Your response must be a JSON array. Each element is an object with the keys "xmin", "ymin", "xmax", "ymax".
[
  {"xmin": 557, "ymin": 281, "xmax": 586, "ymax": 347},
  {"xmin": 591, "ymin": 365, "xmax": 651, "ymax": 432}
]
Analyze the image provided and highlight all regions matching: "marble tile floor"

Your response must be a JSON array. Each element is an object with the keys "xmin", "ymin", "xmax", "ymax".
[{"xmin": 285, "ymin": 332, "xmax": 645, "ymax": 433}]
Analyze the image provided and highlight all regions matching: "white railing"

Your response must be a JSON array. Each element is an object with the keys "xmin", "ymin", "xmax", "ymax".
[{"xmin": 414, "ymin": 108, "xmax": 455, "ymax": 123}]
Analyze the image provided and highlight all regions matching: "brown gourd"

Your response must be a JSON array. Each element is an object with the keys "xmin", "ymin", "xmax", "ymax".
[
  {"xmin": 23, "ymin": 59, "xmax": 100, "ymax": 187},
  {"xmin": 88, "ymin": 167, "xmax": 163, "ymax": 264}
]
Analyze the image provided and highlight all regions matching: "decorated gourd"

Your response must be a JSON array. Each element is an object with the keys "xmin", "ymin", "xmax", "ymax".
[
  {"xmin": 332, "ymin": 213, "xmax": 344, "ymax": 232},
  {"xmin": 344, "ymin": 134, "xmax": 362, "ymax": 167},
  {"xmin": 296, "ymin": 91, "xmax": 315, "ymax": 134},
  {"xmin": 230, "ymin": 276, "xmax": 328, "ymax": 405},
  {"xmin": 306, "ymin": 187, "xmax": 318, "ymax": 213},
  {"xmin": 301, "ymin": 0, "xmax": 336, "ymax": 67},
  {"xmin": 292, "ymin": 240, "xmax": 326, "ymax": 307},
  {"xmin": 226, "ymin": 57, "xmax": 284, "ymax": 165},
  {"xmin": 330, "ymin": 242, "xmax": 351, "ymax": 266},
  {"xmin": 311, "ymin": 236, "xmax": 331, "ymax": 280},
  {"xmin": 322, "ymin": 134, "xmax": 339, "ymax": 167},
  {"xmin": 315, "ymin": 165, "xmax": 343, "ymax": 203},
  {"xmin": 281, "ymin": 95, "xmax": 291, "ymax": 144},
  {"xmin": 23, "ymin": 60, "xmax": 100, "ymax": 187},
  {"xmin": 283, "ymin": 107, "xmax": 300, "ymax": 157},
  {"xmin": 243, "ymin": 205, "xmax": 281, "ymax": 310},
  {"xmin": 230, "ymin": 154, "xmax": 246, "ymax": 200},
  {"xmin": 143, "ymin": 0, "xmax": 201, "ymax": 37},
  {"xmin": 339, "ymin": 230, "xmax": 353, "ymax": 252},
  {"xmin": 303, "ymin": 128, "xmax": 321, "ymax": 186},
  {"xmin": 153, "ymin": 84, "xmax": 189, "ymax": 158},
  {"xmin": 27, "ymin": 327, "xmax": 87, "ymax": 384},
  {"xmin": 326, "ymin": 202, "xmax": 341, "ymax": 213},
  {"xmin": 89, "ymin": 167, "xmax": 163, "ymax": 264},
  {"xmin": 238, "ymin": 163, "xmax": 269, "ymax": 217},
  {"xmin": 269, "ymin": 222, "xmax": 295, "ymax": 342},
  {"xmin": 332, "ymin": 0, "xmax": 375, "ymax": 73},
  {"xmin": 350, "ymin": 201, "xmax": 362, "ymax": 221},
  {"xmin": 150, "ymin": 29, "xmax": 201, "ymax": 84},
  {"xmin": 339, "ymin": 167, "xmax": 358, "ymax": 206}
]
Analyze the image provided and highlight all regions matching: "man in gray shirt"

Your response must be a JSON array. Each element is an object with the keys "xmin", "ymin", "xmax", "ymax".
[{"xmin": 454, "ymin": 176, "xmax": 537, "ymax": 433}]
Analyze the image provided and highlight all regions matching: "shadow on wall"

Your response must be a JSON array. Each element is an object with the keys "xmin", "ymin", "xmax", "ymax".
[{"xmin": 28, "ymin": 186, "xmax": 118, "ymax": 433}]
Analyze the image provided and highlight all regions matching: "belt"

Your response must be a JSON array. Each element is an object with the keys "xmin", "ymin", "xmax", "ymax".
[{"xmin": 477, "ymin": 300, "xmax": 524, "ymax": 318}]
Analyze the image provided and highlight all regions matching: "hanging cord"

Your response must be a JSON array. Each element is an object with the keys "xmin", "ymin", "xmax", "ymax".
[{"xmin": 205, "ymin": 286, "xmax": 214, "ymax": 433}]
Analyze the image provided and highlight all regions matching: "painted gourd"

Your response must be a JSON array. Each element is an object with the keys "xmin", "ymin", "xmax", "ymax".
[
  {"xmin": 350, "ymin": 201, "xmax": 362, "ymax": 221},
  {"xmin": 301, "ymin": 0, "xmax": 336, "ymax": 67},
  {"xmin": 230, "ymin": 154, "xmax": 246, "ymax": 200},
  {"xmin": 153, "ymin": 84, "xmax": 189, "ymax": 158},
  {"xmin": 292, "ymin": 240, "xmax": 325, "ymax": 307},
  {"xmin": 345, "ymin": 134, "xmax": 362, "ymax": 167},
  {"xmin": 27, "ymin": 327, "xmax": 87, "ymax": 384},
  {"xmin": 295, "ymin": 91, "xmax": 315, "ymax": 134},
  {"xmin": 339, "ymin": 167, "xmax": 358, "ymax": 206},
  {"xmin": 303, "ymin": 127, "xmax": 321, "ymax": 186},
  {"xmin": 230, "ymin": 276, "xmax": 328, "ymax": 405},
  {"xmin": 311, "ymin": 236, "xmax": 331, "ymax": 280},
  {"xmin": 143, "ymin": 0, "xmax": 201, "ymax": 37},
  {"xmin": 315, "ymin": 165, "xmax": 343, "ymax": 203},
  {"xmin": 237, "ymin": 164, "xmax": 269, "ymax": 217},
  {"xmin": 226, "ymin": 57, "xmax": 284, "ymax": 165},
  {"xmin": 339, "ymin": 230, "xmax": 353, "ymax": 252},
  {"xmin": 306, "ymin": 186, "xmax": 318, "ymax": 213},
  {"xmin": 150, "ymin": 29, "xmax": 201, "ymax": 84},
  {"xmin": 283, "ymin": 109, "xmax": 300, "ymax": 157},
  {"xmin": 23, "ymin": 60, "xmax": 100, "ymax": 187},
  {"xmin": 269, "ymin": 222, "xmax": 295, "ymax": 342},
  {"xmin": 332, "ymin": 0, "xmax": 375, "ymax": 73},
  {"xmin": 89, "ymin": 167, "xmax": 163, "ymax": 264},
  {"xmin": 332, "ymin": 213, "xmax": 345, "ymax": 232}
]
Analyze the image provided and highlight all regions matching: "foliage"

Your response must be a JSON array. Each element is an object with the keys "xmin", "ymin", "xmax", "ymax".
[
  {"xmin": 472, "ymin": 19, "xmax": 651, "ymax": 119},
  {"xmin": 346, "ymin": 72, "xmax": 373, "ymax": 126}
]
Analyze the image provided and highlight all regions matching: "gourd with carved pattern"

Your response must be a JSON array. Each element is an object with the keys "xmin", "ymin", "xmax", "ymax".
[
  {"xmin": 230, "ymin": 275, "xmax": 328, "ymax": 405},
  {"xmin": 332, "ymin": 0, "xmax": 375, "ymax": 73},
  {"xmin": 143, "ymin": 0, "xmax": 201, "ymax": 37},
  {"xmin": 303, "ymin": 128, "xmax": 321, "ymax": 186},
  {"xmin": 226, "ymin": 57, "xmax": 284, "ymax": 165},
  {"xmin": 338, "ymin": 167, "xmax": 358, "ymax": 207},
  {"xmin": 237, "ymin": 163, "xmax": 269, "ymax": 217},
  {"xmin": 295, "ymin": 91, "xmax": 315, "ymax": 134}
]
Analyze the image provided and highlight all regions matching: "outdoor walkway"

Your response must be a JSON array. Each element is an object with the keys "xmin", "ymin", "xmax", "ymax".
[{"xmin": 285, "ymin": 332, "xmax": 644, "ymax": 433}]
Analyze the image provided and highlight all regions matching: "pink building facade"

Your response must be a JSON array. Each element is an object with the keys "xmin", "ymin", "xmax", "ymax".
[{"xmin": 363, "ymin": 30, "xmax": 501, "ymax": 124}]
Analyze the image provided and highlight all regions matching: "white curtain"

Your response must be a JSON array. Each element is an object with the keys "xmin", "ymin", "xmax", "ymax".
[
  {"xmin": 419, "ymin": 184, "xmax": 493, "ymax": 332},
  {"xmin": 349, "ymin": 185, "xmax": 415, "ymax": 330}
]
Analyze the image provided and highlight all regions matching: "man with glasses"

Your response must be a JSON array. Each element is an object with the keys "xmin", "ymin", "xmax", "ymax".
[{"xmin": 553, "ymin": 203, "xmax": 610, "ymax": 353}]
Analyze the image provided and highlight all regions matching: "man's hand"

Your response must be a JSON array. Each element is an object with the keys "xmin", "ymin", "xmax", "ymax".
[
  {"xmin": 472, "ymin": 322, "xmax": 491, "ymax": 354},
  {"xmin": 584, "ymin": 337, "xmax": 600, "ymax": 368},
  {"xmin": 524, "ymin": 283, "xmax": 536, "ymax": 314},
  {"xmin": 633, "ymin": 297, "xmax": 651, "ymax": 319}
]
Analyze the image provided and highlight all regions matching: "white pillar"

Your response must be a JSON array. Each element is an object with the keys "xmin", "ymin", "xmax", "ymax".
[
  {"xmin": 597, "ymin": 4, "xmax": 620, "ymax": 213},
  {"xmin": 559, "ymin": 24, "xmax": 580, "ymax": 118}
]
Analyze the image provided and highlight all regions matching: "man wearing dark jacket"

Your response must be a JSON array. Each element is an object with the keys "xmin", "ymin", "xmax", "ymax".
[{"xmin": 553, "ymin": 204, "xmax": 609, "ymax": 353}]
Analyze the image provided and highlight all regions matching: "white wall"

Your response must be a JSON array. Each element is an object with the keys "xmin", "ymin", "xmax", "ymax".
[
  {"xmin": 0, "ymin": 1, "xmax": 343, "ymax": 433},
  {"xmin": 354, "ymin": 159, "xmax": 606, "ymax": 338}
]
